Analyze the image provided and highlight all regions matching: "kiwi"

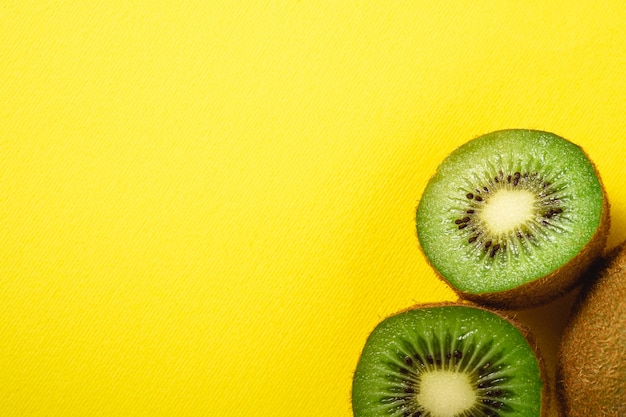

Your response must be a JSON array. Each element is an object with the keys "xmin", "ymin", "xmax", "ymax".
[
  {"xmin": 557, "ymin": 242, "xmax": 626, "ymax": 416},
  {"xmin": 416, "ymin": 129, "xmax": 609, "ymax": 309},
  {"xmin": 352, "ymin": 302, "xmax": 550, "ymax": 417}
]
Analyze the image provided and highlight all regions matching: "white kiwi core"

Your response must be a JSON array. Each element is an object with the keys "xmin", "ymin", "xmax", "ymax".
[
  {"xmin": 478, "ymin": 189, "xmax": 536, "ymax": 235},
  {"xmin": 417, "ymin": 370, "xmax": 476, "ymax": 417}
]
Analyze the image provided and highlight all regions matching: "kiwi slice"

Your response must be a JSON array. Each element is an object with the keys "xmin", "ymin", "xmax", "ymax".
[
  {"xmin": 557, "ymin": 242, "xmax": 626, "ymax": 416},
  {"xmin": 352, "ymin": 303, "xmax": 549, "ymax": 417},
  {"xmin": 416, "ymin": 129, "xmax": 609, "ymax": 308}
]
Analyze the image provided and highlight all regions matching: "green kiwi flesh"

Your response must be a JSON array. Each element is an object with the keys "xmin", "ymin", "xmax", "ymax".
[
  {"xmin": 557, "ymin": 242, "xmax": 626, "ymax": 416},
  {"xmin": 352, "ymin": 303, "xmax": 548, "ymax": 417},
  {"xmin": 416, "ymin": 129, "xmax": 608, "ymax": 308}
]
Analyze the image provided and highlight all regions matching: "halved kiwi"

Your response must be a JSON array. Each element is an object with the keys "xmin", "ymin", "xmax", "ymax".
[
  {"xmin": 416, "ymin": 129, "xmax": 609, "ymax": 308},
  {"xmin": 557, "ymin": 242, "xmax": 626, "ymax": 416},
  {"xmin": 352, "ymin": 302, "xmax": 549, "ymax": 417}
]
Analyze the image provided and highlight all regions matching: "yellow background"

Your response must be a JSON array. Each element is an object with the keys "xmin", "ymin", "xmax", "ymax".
[{"xmin": 1, "ymin": 1, "xmax": 625, "ymax": 416}]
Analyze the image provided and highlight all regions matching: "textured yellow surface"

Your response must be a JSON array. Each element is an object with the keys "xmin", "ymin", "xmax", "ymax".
[{"xmin": 1, "ymin": 2, "xmax": 625, "ymax": 416}]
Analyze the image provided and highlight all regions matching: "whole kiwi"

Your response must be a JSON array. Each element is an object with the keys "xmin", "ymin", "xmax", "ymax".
[{"xmin": 557, "ymin": 242, "xmax": 626, "ymax": 416}]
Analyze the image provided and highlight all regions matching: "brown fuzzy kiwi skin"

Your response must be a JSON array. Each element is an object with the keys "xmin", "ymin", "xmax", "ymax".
[
  {"xmin": 396, "ymin": 301, "xmax": 552, "ymax": 416},
  {"xmin": 557, "ymin": 242, "xmax": 626, "ymax": 417},
  {"xmin": 419, "ymin": 159, "xmax": 610, "ymax": 311}
]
